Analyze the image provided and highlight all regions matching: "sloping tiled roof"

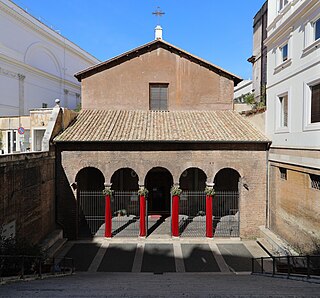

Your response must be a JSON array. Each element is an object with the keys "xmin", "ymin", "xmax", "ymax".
[
  {"xmin": 54, "ymin": 110, "xmax": 270, "ymax": 143},
  {"xmin": 74, "ymin": 39, "xmax": 242, "ymax": 85}
]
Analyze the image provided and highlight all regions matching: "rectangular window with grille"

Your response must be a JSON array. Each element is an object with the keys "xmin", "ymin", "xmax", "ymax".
[
  {"xmin": 311, "ymin": 83, "xmax": 320, "ymax": 123},
  {"xmin": 279, "ymin": 168, "xmax": 287, "ymax": 180},
  {"xmin": 310, "ymin": 174, "xmax": 320, "ymax": 190},
  {"xmin": 149, "ymin": 83, "xmax": 168, "ymax": 110}
]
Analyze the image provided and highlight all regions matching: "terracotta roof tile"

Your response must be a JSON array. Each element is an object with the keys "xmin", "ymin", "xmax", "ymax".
[{"xmin": 54, "ymin": 110, "xmax": 270, "ymax": 143}]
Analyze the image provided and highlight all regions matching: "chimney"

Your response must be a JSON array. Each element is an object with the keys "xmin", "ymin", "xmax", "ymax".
[{"xmin": 155, "ymin": 25, "xmax": 163, "ymax": 40}]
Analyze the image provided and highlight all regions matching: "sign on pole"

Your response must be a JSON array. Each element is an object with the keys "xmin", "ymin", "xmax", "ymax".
[{"xmin": 18, "ymin": 127, "xmax": 25, "ymax": 135}]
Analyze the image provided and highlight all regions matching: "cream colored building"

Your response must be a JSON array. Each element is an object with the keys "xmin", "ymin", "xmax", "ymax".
[
  {"xmin": 265, "ymin": 0, "xmax": 320, "ymax": 252},
  {"xmin": 0, "ymin": 0, "xmax": 99, "ymax": 153}
]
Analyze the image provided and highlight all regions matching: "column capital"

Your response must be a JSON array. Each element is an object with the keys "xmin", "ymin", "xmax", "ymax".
[
  {"xmin": 18, "ymin": 73, "xmax": 25, "ymax": 80},
  {"xmin": 206, "ymin": 182, "xmax": 215, "ymax": 188},
  {"xmin": 104, "ymin": 182, "xmax": 112, "ymax": 188}
]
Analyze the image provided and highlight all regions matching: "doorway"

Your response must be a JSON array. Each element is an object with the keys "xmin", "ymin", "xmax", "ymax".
[{"xmin": 145, "ymin": 167, "xmax": 173, "ymax": 215}]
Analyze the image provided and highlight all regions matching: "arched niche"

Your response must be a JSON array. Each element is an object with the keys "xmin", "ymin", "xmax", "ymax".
[{"xmin": 25, "ymin": 43, "xmax": 61, "ymax": 77}]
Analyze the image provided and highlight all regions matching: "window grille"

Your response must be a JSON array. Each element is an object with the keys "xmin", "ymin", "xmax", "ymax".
[
  {"xmin": 149, "ymin": 83, "xmax": 168, "ymax": 110},
  {"xmin": 310, "ymin": 174, "xmax": 320, "ymax": 190}
]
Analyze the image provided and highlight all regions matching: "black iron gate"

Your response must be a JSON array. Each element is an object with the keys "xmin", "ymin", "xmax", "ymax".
[
  {"xmin": 78, "ymin": 190, "xmax": 239, "ymax": 238},
  {"xmin": 213, "ymin": 191, "xmax": 239, "ymax": 237},
  {"xmin": 78, "ymin": 191, "xmax": 140, "ymax": 237},
  {"xmin": 111, "ymin": 191, "xmax": 140, "ymax": 237},
  {"xmin": 179, "ymin": 191, "xmax": 206, "ymax": 237},
  {"xmin": 78, "ymin": 191, "xmax": 105, "ymax": 236}
]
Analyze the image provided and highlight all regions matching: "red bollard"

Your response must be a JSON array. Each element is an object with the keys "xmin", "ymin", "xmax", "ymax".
[
  {"xmin": 172, "ymin": 195, "xmax": 180, "ymax": 237},
  {"xmin": 105, "ymin": 194, "xmax": 112, "ymax": 238},
  {"xmin": 206, "ymin": 195, "xmax": 213, "ymax": 238},
  {"xmin": 139, "ymin": 195, "xmax": 146, "ymax": 237}
]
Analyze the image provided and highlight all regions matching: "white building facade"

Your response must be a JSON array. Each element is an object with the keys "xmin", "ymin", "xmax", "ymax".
[
  {"xmin": 265, "ymin": 0, "xmax": 320, "ymax": 252},
  {"xmin": 0, "ymin": 0, "xmax": 100, "ymax": 117}
]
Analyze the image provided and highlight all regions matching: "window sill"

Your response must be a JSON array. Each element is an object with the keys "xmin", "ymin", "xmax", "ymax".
[
  {"xmin": 303, "ymin": 122, "xmax": 320, "ymax": 132},
  {"xmin": 302, "ymin": 39, "xmax": 320, "ymax": 57},
  {"xmin": 275, "ymin": 127, "xmax": 289, "ymax": 134},
  {"xmin": 274, "ymin": 58, "xmax": 292, "ymax": 74}
]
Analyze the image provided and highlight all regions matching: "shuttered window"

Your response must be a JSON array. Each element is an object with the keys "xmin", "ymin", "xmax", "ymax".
[
  {"xmin": 311, "ymin": 83, "xmax": 320, "ymax": 123},
  {"xmin": 150, "ymin": 84, "xmax": 168, "ymax": 110}
]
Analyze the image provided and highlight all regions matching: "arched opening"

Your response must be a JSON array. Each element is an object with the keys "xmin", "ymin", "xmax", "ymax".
[
  {"xmin": 76, "ymin": 167, "xmax": 105, "ymax": 191},
  {"xmin": 179, "ymin": 167, "xmax": 207, "ymax": 191},
  {"xmin": 213, "ymin": 168, "xmax": 241, "ymax": 237},
  {"xmin": 214, "ymin": 168, "xmax": 240, "ymax": 191},
  {"xmin": 111, "ymin": 168, "xmax": 139, "ymax": 191},
  {"xmin": 75, "ymin": 167, "xmax": 105, "ymax": 237},
  {"xmin": 178, "ymin": 168, "xmax": 207, "ymax": 237},
  {"xmin": 145, "ymin": 167, "xmax": 173, "ymax": 214}
]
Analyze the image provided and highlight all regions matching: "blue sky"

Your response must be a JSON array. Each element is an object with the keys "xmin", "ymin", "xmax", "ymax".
[{"xmin": 14, "ymin": 0, "xmax": 266, "ymax": 79}]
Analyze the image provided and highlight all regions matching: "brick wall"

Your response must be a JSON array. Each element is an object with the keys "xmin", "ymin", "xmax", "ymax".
[
  {"xmin": 0, "ymin": 152, "xmax": 56, "ymax": 244},
  {"xmin": 82, "ymin": 48, "xmax": 234, "ymax": 111},
  {"xmin": 57, "ymin": 142, "xmax": 268, "ymax": 239},
  {"xmin": 269, "ymin": 160, "xmax": 320, "ymax": 253}
]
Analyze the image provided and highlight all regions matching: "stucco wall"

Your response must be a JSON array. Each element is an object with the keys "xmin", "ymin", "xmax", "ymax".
[
  {"xmin": 0, "ymin": 0, "xmax": 99, "ymax": 116},
  {"xmin": 56, "ymin": 143, "xmax": 267, "ymax": 239},
  {"xmin": 82, "ymin": 48, "xmax": 234, "ymax": 111},
  {"xmin": 0, "ymin": 152, "xmax": 56, "ymax": 244}
]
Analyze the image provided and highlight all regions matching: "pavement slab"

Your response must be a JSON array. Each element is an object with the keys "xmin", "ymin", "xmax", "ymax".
[
  {"xmin": 97, "ymin": 243, "xmax": 137, "ymax": 272},
  {"xmin": 141, "ymin": 244, "xmax": 175, "ymax": 272},
  {"xmin": 65, "ymin": 243, "xmax": 100, "ymax": 272},
  {"xmin": 181, "ymin": 244, "xmax": 220, "ymax": 272},
  {"xmin": 217, "ymin": 243, "xmax": 254, "ymax": 272}
]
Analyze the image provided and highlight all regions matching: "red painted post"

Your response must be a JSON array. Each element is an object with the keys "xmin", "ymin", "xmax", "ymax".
[
  {"xmin": 206, "ymin": 195, "xmax": 213, "ymax": 238},
  {"xmin": 172, "ymin": 195, "xmax": 180, "ymax": 237},
  {"xmin": 105, "ymin": 194, "xmax": 112, "ymax": 238},
  {"xmin": 139, "ymin": 195, "xmax": 146, "ymax": 237}
]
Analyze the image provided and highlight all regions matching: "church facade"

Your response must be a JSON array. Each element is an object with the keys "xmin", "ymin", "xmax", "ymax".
[{"xmin": 54, "ymin": 37, "xmax": 270, "ymax": 240}]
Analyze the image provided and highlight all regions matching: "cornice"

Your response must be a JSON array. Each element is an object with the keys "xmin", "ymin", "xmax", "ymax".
[
  {"xmin": 0, "ymin": 53, "xmax": 80, "ymax": 90},
  {"xmin": 0, "ymin": 1, "xmax": 99, "ymax": 65},
  {"xmin": 265, "ymin": 0, "xmax": 320, "ymax": 46},
  {"xmin": 265, "ymin": 26, "xmax": 294, "ymax": 47}
]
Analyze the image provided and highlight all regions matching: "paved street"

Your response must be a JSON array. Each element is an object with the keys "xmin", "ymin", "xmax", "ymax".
[
  {"xmin": 1, "ymin": 272, "xmax": 320, "ymax": 297},
  {"xmin": 1, "ymin": 239, "xmax": 320, "ymax": 297}
]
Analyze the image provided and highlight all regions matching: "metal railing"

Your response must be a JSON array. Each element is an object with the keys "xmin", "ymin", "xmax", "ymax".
[
  {"xmin": 213, "ymin": 191, "xmax": 239, "ymax": 237},
  {"xmin": 79, "ymin": 191, "xmax": 105, "ymax": 235},
  {"xmin": 252, "ymin": 255, "xmax": 320, "ymax": 278},
  {"xmin": 179, "ymin": 191, "xmax": 206, "ymax": 237},
  {"xmin": 111, "ymin": 191, "xmax": 140, "ymax": 237},
  {"xmin": 0, "ymin": 255, "xmax": 74, "ymax": 280}
]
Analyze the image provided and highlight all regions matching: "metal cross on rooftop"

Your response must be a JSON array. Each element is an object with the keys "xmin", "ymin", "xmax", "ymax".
[{"xmin": 152, "ymin": 6, "xmax": 165, "ymax": 24}]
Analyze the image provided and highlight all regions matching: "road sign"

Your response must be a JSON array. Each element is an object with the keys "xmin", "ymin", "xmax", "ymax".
[{"xmin": 18, "ymin": 127, "xmax": 25, "ymax": 135}]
